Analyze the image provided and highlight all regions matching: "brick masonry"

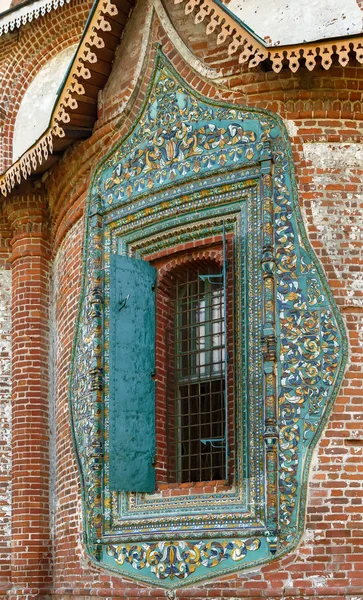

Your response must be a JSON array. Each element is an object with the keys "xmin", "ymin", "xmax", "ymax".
[
  {"xmin": 4, "ymin": 195, "xmax": 52, "ymax": 599},
  {"xmin": 0, "ymin": 0, "xmax": 362, "ymax": 597},
  {"xmin": 0, "ymin": 269, "xmax": 11, "ymax": 593}
]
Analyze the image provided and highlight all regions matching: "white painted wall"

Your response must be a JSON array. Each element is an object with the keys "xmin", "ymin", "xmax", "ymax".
[
  {"xmin": 12, "ymin": 45, "xmax": 77, "ymax": 162},
  {"xmin": 302, "ymin": 142, "xmax": 363, "ymax": 307},
  {"xmin": 0, "ymin": 0, "xmax": 12, "ymax": 14},
  {"xmin": 227, "ymin": 0, "xmax": 363, "ymax": 45}
]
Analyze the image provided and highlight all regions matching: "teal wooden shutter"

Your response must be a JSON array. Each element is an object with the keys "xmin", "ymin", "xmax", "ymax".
[{"xmin": 109, "ymin": 253, "xmax": 156, "ymax": 493}]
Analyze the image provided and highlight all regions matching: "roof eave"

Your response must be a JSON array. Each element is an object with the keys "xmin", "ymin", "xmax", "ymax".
[
  {"xmin": 175, "ymin": 0, "xmax": 363, "ymax": 72},
  {"xmin": 0, "ymin": 0, "xmax": 135, "ymax": 197}
]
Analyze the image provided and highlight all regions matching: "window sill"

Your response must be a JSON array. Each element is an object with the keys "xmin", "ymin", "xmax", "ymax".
[{"xmin": 157, "ymin": 479, "xmax": 232, "ymax": 497}]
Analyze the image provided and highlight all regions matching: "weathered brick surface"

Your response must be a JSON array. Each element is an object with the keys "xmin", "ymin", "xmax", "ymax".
[
  {"xmin": 51, "ymin": 216, "xmax": 86, "ymax": 595},
  {"xmin": 0, "ymin": 267, "xmax": 11, "ymax": 593},
  {"xmin": 0, "ymin": 0, "xmax": 363, "ymax": 597},
  {"xmin": 47, "ymin": 8, "xmax": 363, "ymax": 597},
  {"xmin": 0, "ymin": 216, "xmax": 11, "ymax": 593},
  {"xmin": 4, "ymin": 195, "xmax": 52, "ymax": 599}
]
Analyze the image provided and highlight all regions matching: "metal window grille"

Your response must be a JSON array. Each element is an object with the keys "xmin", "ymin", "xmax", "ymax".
[{"xmin": 168, "ymin": 267, "xmax": 226, "ymax": 483}]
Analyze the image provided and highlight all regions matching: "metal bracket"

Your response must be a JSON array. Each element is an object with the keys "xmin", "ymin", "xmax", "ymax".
[
  {"xmin": 201, "ymin": 437, "xmax": 226, "ymax": 449},
  {"xmin": 199, "ymin": 273, "xmax": 223, "ymax": 284}
]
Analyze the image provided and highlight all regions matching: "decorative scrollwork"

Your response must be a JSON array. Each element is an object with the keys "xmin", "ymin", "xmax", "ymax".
[
  {"xmin": 107, "ymin": 539, "xmax": 261, "ymax": 580},
  {"xmin": 68, "ymin": 55, "xmax": 347, "ymax": 586}
]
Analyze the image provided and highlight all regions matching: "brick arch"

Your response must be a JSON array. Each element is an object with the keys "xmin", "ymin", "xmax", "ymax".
[
  {"xmin": 0, "ymin": 0, "xmax": 92, "ymax": 171},
  {"xmin": 155, "ymin": 245, "xmax": 223, "ymax": 290}
]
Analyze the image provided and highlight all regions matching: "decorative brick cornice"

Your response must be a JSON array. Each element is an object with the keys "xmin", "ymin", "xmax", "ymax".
[
  {"xmin": 176, "ymin": 0, "xmax": 363, "ymax": 73},
  {"xmin": 3, "ymin": 193, "xmax": 50, "ymax": 237}
]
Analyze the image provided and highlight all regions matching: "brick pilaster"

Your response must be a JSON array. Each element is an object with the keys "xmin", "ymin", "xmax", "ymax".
[
  {"xmin": 4, "ymin": 194, "xmax": 51, "ymax": 599},
  {"xmin": 0, "ymin": 214, "xmax": 12, "ymax": 595}
]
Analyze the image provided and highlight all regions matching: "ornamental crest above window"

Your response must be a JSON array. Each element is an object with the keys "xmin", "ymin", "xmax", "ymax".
[{"xmin": 69, "ymin": 52, "xmax": 347, "ymax": 588}]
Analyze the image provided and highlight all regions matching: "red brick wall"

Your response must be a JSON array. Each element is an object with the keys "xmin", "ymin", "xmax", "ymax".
[
  {"xmin": 0, "ymin": 219, "xmax": 11, "ymax": 594},
  {"xmin": 0, "ymin": 265, "xmax": 11, "ymax": 593},
  {"xmin": 1, "ymin": 194, "xmax": 52, "ymax": 599},
  {"xmin": 1, "ymin": 0, "xmax": 363, "ymax": 597},
  {"xmin": 52, "ymin": 216, "xmax": 86, "ymax": 594},
  {"xmin": 47, "ymin": 12, "xmax": 363, "ymax": 597}
]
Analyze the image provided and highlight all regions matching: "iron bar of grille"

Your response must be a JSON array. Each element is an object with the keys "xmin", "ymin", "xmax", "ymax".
[
  {"xmin": 222, "ymin": 221, "xmax": 229, "ymax": 481},
  {"xmin": 171, "ymin": 267, "xmax": 226, "ymax": 483}
]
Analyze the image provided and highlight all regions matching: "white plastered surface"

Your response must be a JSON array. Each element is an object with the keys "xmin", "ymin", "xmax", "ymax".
[
  {"xmin": 12, "ymin": 44, "xmax": 77, "ymax": 162},
  {"xmin": 226, "ymin": 0, "xmax": 363, "ymax": 46}
]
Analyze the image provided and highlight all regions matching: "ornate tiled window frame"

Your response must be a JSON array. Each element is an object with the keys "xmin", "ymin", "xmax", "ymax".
[{"xmin": 69, "ymin": 51, "xmax": 347, "ymax": 588}]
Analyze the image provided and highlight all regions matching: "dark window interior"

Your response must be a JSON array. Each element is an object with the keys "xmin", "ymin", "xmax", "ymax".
[{"xmin": 168, "ymin": 268, "xmax": 226, "ymax": 483}]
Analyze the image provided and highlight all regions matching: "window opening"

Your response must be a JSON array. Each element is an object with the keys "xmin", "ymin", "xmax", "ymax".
[{"xmin": 166, "ymin": 230, "xmax": 229, "ymax": 484}]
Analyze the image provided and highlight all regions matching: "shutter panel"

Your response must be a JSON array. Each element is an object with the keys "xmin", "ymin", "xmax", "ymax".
[{"xmin": 109, "ymin": 253, "xmax": 156, "ymax": 493}]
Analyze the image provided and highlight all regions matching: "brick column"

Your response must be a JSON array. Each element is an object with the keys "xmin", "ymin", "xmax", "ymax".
[
  {"xmin": 4, "ymin": 194, "xmax": 51, "ymax": 599},
  {"xmin": 0, "ymin": 215, "xmax": 12, "ymax": 595}
]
